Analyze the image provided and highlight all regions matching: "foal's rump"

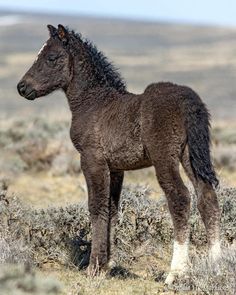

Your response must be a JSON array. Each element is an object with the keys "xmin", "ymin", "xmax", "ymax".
[{"xmin": 142, "ymin": 82, "xmax": 218, "ymax": 187}]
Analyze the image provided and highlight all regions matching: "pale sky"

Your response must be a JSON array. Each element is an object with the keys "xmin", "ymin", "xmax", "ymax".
[{"xmin": 0, "ymin": 0, "xmax": 235, "ymax": 27}]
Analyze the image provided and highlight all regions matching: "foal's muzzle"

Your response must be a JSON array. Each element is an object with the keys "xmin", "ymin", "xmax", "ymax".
[{"xmin": 17, "ymin": 80, "xmax": 37, "ymax": 100}]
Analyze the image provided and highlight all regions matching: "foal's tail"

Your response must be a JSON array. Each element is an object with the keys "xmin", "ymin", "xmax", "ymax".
[{"xmin": 183, "ymin": 88, "xmax": 219, "ymax": 188}]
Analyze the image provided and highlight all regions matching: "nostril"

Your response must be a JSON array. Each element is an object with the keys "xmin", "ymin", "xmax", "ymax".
[
  {"xmin": 17, "ymin": 81, "xmax": 26, "ymax": 95},
  {"xmin": 18, "ymin": 81, "xmax": 25, "ymax": 89}
]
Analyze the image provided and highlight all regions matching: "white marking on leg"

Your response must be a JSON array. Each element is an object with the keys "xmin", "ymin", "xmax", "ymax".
[
  {"xmin": 165, "ymin": 240, "xmax": 189, "ymax": 285},
  {"xmin": 209, "ymin": 240, "xmax": 221, "ymax": 261},
  {"xmin": 171, "ymin": 240, "xmax": 189, "ymax": 270}
]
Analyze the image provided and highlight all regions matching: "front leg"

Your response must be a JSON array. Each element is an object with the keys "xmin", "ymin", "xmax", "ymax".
[
  {"xmin": 108, "ymin": 171, "xmax": 124, "ymax": 266},
  {"xmin": 81, "ymin": 154, "xmax": 110, "ymax": 272}
]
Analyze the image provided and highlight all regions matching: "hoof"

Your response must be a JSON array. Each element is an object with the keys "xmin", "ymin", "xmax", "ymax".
[
  {"xmin": 87, "ymin": 259, "xmax": 109, "ymax": 277},
  {"xmin": 164, "ymin": 269, "xmax": 188, "ymax": 287},
  {"xmin": 164, "ymin": 272, "xmax": 177, "ymax": 286},
  {"xmin": 87, "ymin": 265, "xmax": 98, "ymax": 277},
  {"xmin": 107, "ymin": 259, "xmax": 117, "ymax": 269},
  {"xmin": 86, "ymin": 262, "xmax": 102, "ymax": 277}
]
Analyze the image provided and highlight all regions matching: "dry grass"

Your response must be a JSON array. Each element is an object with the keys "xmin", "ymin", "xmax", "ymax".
[{"xmin": 0, "ymin": 181, "xmax": 236, "ymax": 294}]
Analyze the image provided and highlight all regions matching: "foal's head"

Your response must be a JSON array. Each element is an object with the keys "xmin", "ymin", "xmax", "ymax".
[{"xmin": 17, "ymin": 25, "xmax": 72, "ymax": 100}]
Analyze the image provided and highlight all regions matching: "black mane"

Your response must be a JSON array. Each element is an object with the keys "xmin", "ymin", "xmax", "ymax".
[{"xmin": 68, "ymin": 29, "xmax": 127, "ymax": 93}]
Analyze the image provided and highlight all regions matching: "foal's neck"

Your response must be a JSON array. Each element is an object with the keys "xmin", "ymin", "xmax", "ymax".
[
  {"xmin": 65, "ymin": 55, "xmax": 102, "ymax": 113},
  {"xmin": 64, "ymin": 33, "xmax": 127, "ymax": 113}
]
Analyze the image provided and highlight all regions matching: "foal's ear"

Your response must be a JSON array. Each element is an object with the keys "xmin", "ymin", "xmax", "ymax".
[
  {"xmin": 57, "ymin": 24, "xmax": 69, "ymax": 45},
  {"xmin": 47, "ymin": 24, "xmax": 57, "ymax": 38}
]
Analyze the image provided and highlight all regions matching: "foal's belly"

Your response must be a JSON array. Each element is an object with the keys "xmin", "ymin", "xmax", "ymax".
[{"xmin": 104, "ymin": 142, "xmax": 152, "ymax": 171}]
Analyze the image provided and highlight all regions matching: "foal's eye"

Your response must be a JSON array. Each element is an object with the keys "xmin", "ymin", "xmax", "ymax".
[{"xmin": 47, "ymin": 54, "xmax": 58, "ymax": 62}]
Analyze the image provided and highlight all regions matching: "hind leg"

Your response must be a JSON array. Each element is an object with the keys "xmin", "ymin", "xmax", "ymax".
[
  {"xmin": 154, "ymin": 158, "xmax": 191, "ymax": 285},
  {"xmin": 181, "ymin": 146, "xmax": 221, "ymax": 260},
  {"xmin": 197, "ymin": 181, "xmax": 221, "ymax": 259}
]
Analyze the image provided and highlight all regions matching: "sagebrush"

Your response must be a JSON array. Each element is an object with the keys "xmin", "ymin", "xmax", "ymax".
[{"xmin": 0, "ymin": 183, "xmax": 235, "ymax": 268}]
